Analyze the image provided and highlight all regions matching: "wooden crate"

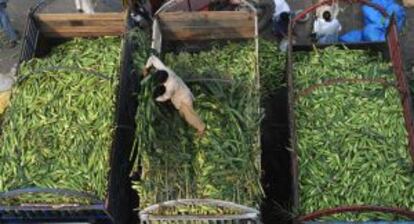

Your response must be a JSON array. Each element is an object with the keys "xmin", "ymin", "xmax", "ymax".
[
  {"xmin": 138, "ymin": 2, "xmax": 261, "ymax": 221},
  {"xmin": 34, "ymin": 12, "xmax": 127, "ymax": 38},
  {"xmin": 13, "ymin": 8, "xmax": 135, "ymax": 224},
  {"xmin": 156, "ymin": 11, "xmax": 256, "ymax": 41}
]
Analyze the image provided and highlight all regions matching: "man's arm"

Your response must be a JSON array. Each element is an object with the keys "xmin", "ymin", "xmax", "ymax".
[{"xmin": 142, "ymin": 56, "xmax": 154, "ymax": 77}]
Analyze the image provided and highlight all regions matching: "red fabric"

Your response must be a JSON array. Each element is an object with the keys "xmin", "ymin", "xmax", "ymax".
[{"xmin": 299, "ymin": 205, "xmax": 414, "ymax": 221}]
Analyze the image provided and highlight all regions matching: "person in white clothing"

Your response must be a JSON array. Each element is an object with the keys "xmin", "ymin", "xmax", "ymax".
[
  {"xmin": 75, "ymin": 0, "xmax": 95, "ymax": 14},
  {"xmin": 272, "ymin": 0, "xmax": 291, "ymax": 40},
  {"xmin": 316, "ymin": 0, "xmax": 339, "ymax": 20},
  {"xmin": 273, "ymin": 0, "xmax": 290, "ymax": 19},
  {"xmin": 143, "ymin": 55, "xmax": 206, "ymax": 136},
  {"xmin": 312, "ymin": 11, "xmax": 342, "ymax": 44}
]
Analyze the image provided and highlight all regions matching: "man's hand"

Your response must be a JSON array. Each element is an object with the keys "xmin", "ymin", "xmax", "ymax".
[
  {"xmin": 196, "ymin": 129, "xmax": 206, "ymax": 138},
  {"xmin": 142, "ymin": 67, "xmax": 149, "ymax": 77},
  {"xmin": 196, "ymin": 125, "xmax": 206, "ymax": 138}
]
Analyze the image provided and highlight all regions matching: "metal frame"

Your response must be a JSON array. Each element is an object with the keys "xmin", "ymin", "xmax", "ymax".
[
  {"xmin": 386, "ymin": 15, "xmax": 414, "ymax": 163},
  {"xmin": 18, "ymin": 0, "xmax": 63, "ymax": 65},
  {"xmin": 0, "ymin": 204, "xmax": 110, "ymax": 224},
  {"xmin": 139, "ymin": 199, "xmax": 260, "ymax": 224},
  {"xmin": 18, "ymin": 1, "xmax": 44, "ymax": 66},
  {"xmin": 298, "ymin": 205, "xmax": 414, "ymax": 222}
]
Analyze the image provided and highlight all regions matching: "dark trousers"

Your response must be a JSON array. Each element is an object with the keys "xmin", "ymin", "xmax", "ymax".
[
  {"xmin": 272, "ymin": 17, "xmax": 289, "ymax": 41},
  {"xmin": 0, "ymin": 3, "xmax": 17, "ymax": 42}
]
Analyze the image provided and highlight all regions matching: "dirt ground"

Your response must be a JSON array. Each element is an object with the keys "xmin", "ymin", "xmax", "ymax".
[{"xmin": 0, "ymin": 0, "xmax": 123, "ymax": 74}]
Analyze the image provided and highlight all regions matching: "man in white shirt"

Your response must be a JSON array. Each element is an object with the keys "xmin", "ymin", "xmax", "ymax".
[
  {"xmin": 273, "ymin": 0, "xmax": 290, "ymax": 19},
  {"xmin": 143, "ymin": 55, "xmax": 206, "ymax": 136},
  {"xmin": 75, "ymin": 0, "xmax": 95, "ymax": 14},
  {"xmin": 272, "ymin": 0, "xmax": 291, "ymax": 39},
  {"xmin": 312, "ymin": 11, "xmax": 342, "ymax": 44},
  {"xmin": 316, "ymin": 0, "xmax": 339, "ymax": 20}
]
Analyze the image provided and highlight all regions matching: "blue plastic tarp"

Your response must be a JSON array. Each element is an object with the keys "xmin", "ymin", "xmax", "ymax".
[
  {"xmin": 362, "ymin": 24, "xmax": 386, "ymax": 42},
  {"xmin": 339, "ymin": 30, "xmax": 363, "ymax": 43},
  {"xmin": 362, "ymin": 0, "xmax": 405, "ymax": 30},
  {"xmin": 386, "ymin": 3, "xmax": 406, "ymax": 31},
  {"xmin": 362, "ymin": 0, "xmax": 394, "ymax": 26},
  {"xmin": 340, "ymin": 0, "xmax": 405, "ymax": 43}
]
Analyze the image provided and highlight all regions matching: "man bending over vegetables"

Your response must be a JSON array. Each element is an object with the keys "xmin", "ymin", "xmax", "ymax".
[{"xmin": 143, "ymin": 55, "xmax": 206, "ymax": 136}]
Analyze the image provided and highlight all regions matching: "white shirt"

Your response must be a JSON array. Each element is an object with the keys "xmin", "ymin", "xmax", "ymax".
[
  {"xmin": 145, "ymin": 55, "xmax": 194, "ymax": 110},
  {"xmin": 75, "ymin": 0, "xmax": 95, "ymax": 14},
  {"xmin": 313, "ymin": 18, "xmax": 342, "ymax": 36},
  {"xmin": 316, "ymin": 5, "xmax": 339, "ymax": 20},
  {"xmin": 131, "ymin": 13, "xmax": 143, "ymax": 23},
  {"xmin": 273, "ymin": 0, "xmax": 291, "ymax": 18}
]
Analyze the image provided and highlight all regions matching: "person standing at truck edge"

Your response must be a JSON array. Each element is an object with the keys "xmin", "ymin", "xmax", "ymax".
[
  {"xmin": 272, "ymin": 0, "xmax": 291, "ymax": 39},
  {"xmin": 316, "ymin": 0, "xmax": 339, "ymax": 21},
  {"xmin": 0, "ymin": 0, "xmax": 17, "ymax": 48},
  {"xmin": 75, "ymin": 0, "xmax": 95, "ymax": 14},
  {"xmin": 312, "ymin": 10, "xmax": 342, "ymax": 44},
  {"xmin": 272, "ymin": 0, "xmax": 292, "ymax": 52},
  {"xmin": 142, "ymin": 55, "xmax": 206, "ymax": 136}
]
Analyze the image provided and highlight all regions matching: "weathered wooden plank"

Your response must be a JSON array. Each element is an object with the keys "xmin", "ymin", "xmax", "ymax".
[
  {"xmin": 158, "ymin": 11, "xmax": 255, "ymax": 40},
  {"xmin": 158, "ymin": 11, "xmax": 255, "ymax": 22},
  {"xmin": 35, "ymin": 12, "xmax": 126, "ymax": 22},
  {"xmin": 35, "ymin": 12, "xmax": 126, "ymax": 38},
  {"xmin": 41, "ymin": 31, "xmax": 123, "ymax": 38},
  {"xmin": 39, "ymin": 26, "xmax": 125, "ymax": 38},
  {"xmin": 159, "ymin": 19, "xmax": 252, "ymax": 28},
  {"xmin": 39, "ymin": 26, "xmax": 125, "ymax": 33},
  {"xmin": 37, "ymin": 20, "xmax": 124, "ymax": 27},
  {"xmin": 42, "ymin": 32, "xmax": 122, "ymax": 38},
  {"xmin": 164, "ymin": 0, "xmax": 211, "ymax": 12},
  {"xmin": 162, "ymin": 27, "xmax": 255, "ymax": 40}
]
